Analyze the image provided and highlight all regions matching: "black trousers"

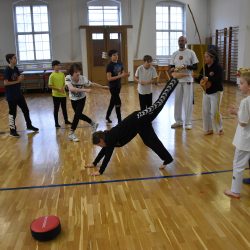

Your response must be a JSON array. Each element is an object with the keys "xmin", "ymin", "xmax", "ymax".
[
  {"xmin": 139, "ymin": 93, "xmax": 152, "ymax": 110},
  {"xmin": 121, "ymin": 78, "xmax": 179, "ymax": 164},
  {"xmin": 138, "ymin": 124, "xmax": 173, "ymax": 164},
  {"xmin": 7, "ymin": 95, "xmax": 32, "ymax": 130},
  {"xmin": 52, "ymin": 96, "xmax": 69, "ymax": 125},
  {"xmin": 106, "ymin": 87, "xmax": 121, "ymax": 121},
  {"xmin": 71, "ymin": 97, "xmax": 92, "ymax": 131}
]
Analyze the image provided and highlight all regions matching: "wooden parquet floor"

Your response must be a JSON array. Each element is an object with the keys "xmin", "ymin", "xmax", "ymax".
[{"xmin": 0, "ymin": 82, "xmax": 249, "ymax": 250}]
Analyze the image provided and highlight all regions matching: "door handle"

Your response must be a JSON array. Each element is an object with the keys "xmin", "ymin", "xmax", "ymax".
[{"xmin": 102, "ymin": 52, "xmax": 108, "ymax": 59}]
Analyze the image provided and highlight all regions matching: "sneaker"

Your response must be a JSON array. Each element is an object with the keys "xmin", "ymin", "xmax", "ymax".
[
  {"xmin": 65, "ymin": 121, "xmax": 72, "ymax": 125},
  {"xmin": 106, "ymin": 118, "xmax": 112, "ymax": 124},
  {"xmin": 68, "ymin": 132, "xmax": 79, "ymax": 142},
  {"xmin": 185, "ymin": 124, "xmax": 192, "ymax": 130},
  {"xmin": 10, "ymin": 129, "xmax": 20, "ymax": 137},
  {"xmin": 55, "ymin": 124, "xmax": 61, "ymax": 128},
  {"xmin": 91, "ymin": 122, "xmax": 99, "ymax": 132},
  {"xmin": 243, "ymin": 178, "xmax": 250, "ymax": 184},
  {"xmin": 204, "ymin": 130, "xmax": 213, "ymax": 135},
  {"xmin": 171, "ymin": 122, "xmax": 182, "ymax": 129},
  {"xmin": 218, "ymin": 130, "xmax": 224, "ymax": 135},
  {"xmin": 27, "ymin": 125, "xmax": 39, "ymax": 132}
]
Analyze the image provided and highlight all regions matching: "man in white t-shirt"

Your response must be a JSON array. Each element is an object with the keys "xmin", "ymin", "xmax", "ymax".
[
  {"xmin": 134, "ymin": 55, "xmax": 158, "ymax": 110},
  {"xmin": 170, "ymin": 36, "xmax": 199, "ymax": 130}
]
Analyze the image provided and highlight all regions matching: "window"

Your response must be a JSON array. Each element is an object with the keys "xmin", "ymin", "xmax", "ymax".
[
  {"xmin": 88, "ymin": 1, "xmax": 120, "ymax": 25},
  {"xmin": 156, "ymin": 2, "xmax": 185, "ymax": 58},
  {"xmin": 92, "ymin": 33, "xmax": 104, "ymax": 40},
  {"xmin": 110, "ymin": 33, "xmax": 119, "ymax": 39},
  {"xmin": 14, "ymin": 4, "xmax": 51, "ymax": 62}
]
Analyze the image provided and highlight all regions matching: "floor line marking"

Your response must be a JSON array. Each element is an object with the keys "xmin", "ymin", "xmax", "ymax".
[{"xmin": 1, "ymin": 168, "xmax": 248, "ymax": 192}]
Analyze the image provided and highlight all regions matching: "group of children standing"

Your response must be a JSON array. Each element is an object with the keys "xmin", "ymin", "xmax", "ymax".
[{"xmin": 2, "ymin": 48, "xmax": 250, "ymax": 198}]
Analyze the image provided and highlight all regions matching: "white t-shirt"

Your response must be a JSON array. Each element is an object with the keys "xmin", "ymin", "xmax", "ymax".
[
  {"xmin": 135, "ymin": 65, "xmax": 158, "ymax": 94},
  {"xmin": 170, "ymin": 48, "xmax": 199, "ymax": 83},
  {"xmin": 233, "ymin": 96, "xmax": 250, "ymax": 151},
  {"xmin": 65, "ymin": 75, "xmax": 92, "ymax": 101}
]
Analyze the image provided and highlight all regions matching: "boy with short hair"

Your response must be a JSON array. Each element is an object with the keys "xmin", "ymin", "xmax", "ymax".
[
  {"xmin": 134, "ymin": 55, "xmax": 158, "ymax": 110},
  {"xmin": 105, "ymin": 49, "xmax": 130, "ymax": 124},
  {"xmin": 65, "ymin": 63, "xmax": 108, "ymax": 142},
  {"xmin": 3, "ymin": 54, "xmax": 39, "ymax": 137},
  {"xmin": 48, "ymin": 60, "xmax": 71, "ymax": 128}
]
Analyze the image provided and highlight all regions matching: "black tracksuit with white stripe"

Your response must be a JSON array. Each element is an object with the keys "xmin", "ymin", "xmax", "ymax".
[{"xmin": 93, "ymin": 78, "xmax": 179, "ymax": 174}]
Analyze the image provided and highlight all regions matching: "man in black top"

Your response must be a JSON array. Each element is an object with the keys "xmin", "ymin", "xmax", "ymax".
[
  {"xmin": 86, "ymin": 77, "xmax": 179, "ymax": 176},
  {"xmin": 3, "ymin": 54, "xmax": 39, "ymax": 137},
  {"xmin": 105, "ymin": 50, "xmax": 130, "ymax": 124}
]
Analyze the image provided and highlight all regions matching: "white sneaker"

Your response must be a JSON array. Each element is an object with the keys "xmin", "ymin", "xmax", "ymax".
[
  {"xmin": 68, "ymin": 132, "xmax": 79, "ymax": 142},
  {"xmin": 185, "ymin": 124, "xmax": 192, "ymax": 130},
  {"xmin": 171, "ymin": 122, "xmax": 183, "ymax": 129},
  {"xmin": 91, "ymin": 122, "xmax": 99, "ymax": 132}
]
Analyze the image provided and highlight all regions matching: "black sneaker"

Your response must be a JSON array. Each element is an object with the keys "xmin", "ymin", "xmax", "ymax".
[
  {"xmin": 10, "ymin": 129, "xmax": 20, "ymax": 137},
  {"xmin": 55, "ymin": 124, "xmax": 61, "ymax": 128},
  {"xmin": 243, "ymin": 178, "xmax": 250, "ymax": 184},
  {"xmin": 27, "ymin": 125, "xmax": 39, "ymax": 132},
  {"xmin": 65, "ymin": 121, "xmax": 72, "ymax": 125}
]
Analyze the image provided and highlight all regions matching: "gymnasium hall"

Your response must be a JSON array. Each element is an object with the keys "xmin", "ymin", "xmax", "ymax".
[{"xmin": 0, "ymin": 0, "xmax": 250, "ymax": 249}]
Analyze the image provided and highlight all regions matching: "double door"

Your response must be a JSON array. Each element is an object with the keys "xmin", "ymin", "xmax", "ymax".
[{"xmin": 85, "ymin": 26, "xmax": 129, "ymax": 84}]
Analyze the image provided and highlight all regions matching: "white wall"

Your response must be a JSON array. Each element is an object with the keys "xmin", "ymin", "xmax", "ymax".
[
  {"xmin": 209, "ymin": 0, "xmax": 250, "ymax": 68},
  {"xmin": 0, "ymin": 0, "xmax": 16, "ymax": 66},
  {"xmin": 49, "ymin": 0, "xmax": 81, "ymax": 62},
  {"xmin": 0, "ymin": 0, "xmax": 208, "ymax": 73},
  {"xmin": 238, "ymin": 0, "xmax": 250, "ymax": 68},
  {"xmin": 209, "ymin": 0, "xmax": 240, "ymax": 32}
]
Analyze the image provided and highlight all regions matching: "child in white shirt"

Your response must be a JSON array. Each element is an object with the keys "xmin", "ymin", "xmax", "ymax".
[
  {"xmin": 134, "ymin": 55, "xmax": 157, "ymax": 110},
  {"xmin": 224, "ymin": 72, "xmax": 250, "ymax": 198},
  {"xmin": 65, "ymin": 63, "xmax": 108, "ymax": 142}
]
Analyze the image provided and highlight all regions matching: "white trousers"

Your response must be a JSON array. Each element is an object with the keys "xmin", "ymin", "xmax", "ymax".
[
  {"xmin": 231, "ymin": 149, "xmax": 250, "ymax": 193},
  {"xmin": 174, "ymin": 82, "xmax": 193, "ymax": 125},
  {"xmin": 202, "ymin": 92, "xmax": 223, "ymax": 133}
]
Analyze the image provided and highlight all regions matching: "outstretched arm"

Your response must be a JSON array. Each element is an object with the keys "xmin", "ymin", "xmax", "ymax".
[
  {"xmin": 93, "ymin": 147, "xmax": 106, "ymax": 166},
  {"xmin": 88, "ymin": 147, "xmax": 115, "ymax": 176},
  {"xmin": 98, "ymin": 147, "xmax": 115, "ymax": 175},
  {"xmin": 91, "ymin": 82, "xmax": 109, "ymax": 89},
  {"xmin": 85, "ymin": 147, "xmax": 106, "ymax": 168},
  {"xmin": 66, "ymin": 82, "xmax": 91, "ymax": 93}
]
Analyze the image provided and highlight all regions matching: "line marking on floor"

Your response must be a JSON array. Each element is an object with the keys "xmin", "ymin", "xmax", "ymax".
[{"xmin": 1, "ymin": 167, "xmax": 249, "ymax": 192}]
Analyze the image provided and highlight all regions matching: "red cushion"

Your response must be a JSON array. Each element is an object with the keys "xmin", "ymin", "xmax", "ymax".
[{"xmin": 31, "ymin": 216, "xmax": 60, "ymax": 233}]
